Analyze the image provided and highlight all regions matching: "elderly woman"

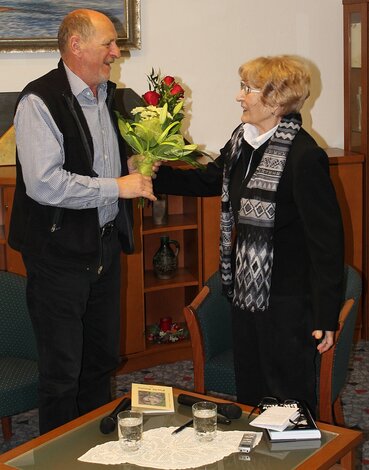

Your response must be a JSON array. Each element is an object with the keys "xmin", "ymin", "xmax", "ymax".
[{"xmin": 154, "ymin": 55, "xmax": 344, "ymax": 414}]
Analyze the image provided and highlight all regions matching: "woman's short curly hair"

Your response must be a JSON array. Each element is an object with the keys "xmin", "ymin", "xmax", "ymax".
[{"xmin": 239, "ymin": 55, "xmax": 311, "ymax": 115}]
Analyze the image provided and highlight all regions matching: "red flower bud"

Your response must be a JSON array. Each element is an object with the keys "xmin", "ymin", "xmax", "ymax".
[
  {"xmin": 170, "ymin": 84, "xmax": 184, "ymax": 96},
  {"xmin": 163, "ymin": 75, "xmax": 175, "ymax": 86},
  {"xmin": 143, "ymin": 90, "xmax": 161, "ymax": 106}
]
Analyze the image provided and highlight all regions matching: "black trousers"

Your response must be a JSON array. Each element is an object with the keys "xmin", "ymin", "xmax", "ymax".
[
  {"xmin": 232, "ymin": 295, "xmax": 318, "ymax": 415},
  {"xmin": 23, "ymin": 229, "xmax": 122, "ymax": 434}
]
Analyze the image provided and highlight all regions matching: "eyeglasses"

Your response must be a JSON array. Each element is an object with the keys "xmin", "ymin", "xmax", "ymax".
[{"xmin": 240, "ymin": 81, "xmax": 261, "ymax": 95}]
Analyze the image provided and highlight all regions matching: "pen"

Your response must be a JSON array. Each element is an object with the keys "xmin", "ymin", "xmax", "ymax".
[
  {"xmin": 217, "ymin": 414, "xmax": 231, "ymax": 425},
  {"xmin": 171, "ymin": 414, "xmax": 231, "ymax": 435},
  {"xmin": 171, "ymin": 419, "xmax": 193, "ymax": 435}
]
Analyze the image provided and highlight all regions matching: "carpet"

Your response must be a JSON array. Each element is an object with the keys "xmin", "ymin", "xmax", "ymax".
[{"xmin": 1, "ymin": 341, "xmax": 369, "ymax": 469}]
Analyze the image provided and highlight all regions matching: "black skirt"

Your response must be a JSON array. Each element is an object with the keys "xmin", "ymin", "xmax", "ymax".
[{"xmin": 231, "ymin": 294, "xmax": 318, "ymax": 416}]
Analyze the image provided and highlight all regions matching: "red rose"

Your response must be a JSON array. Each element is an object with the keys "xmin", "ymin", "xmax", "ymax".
[
  {"xmin": 163, "ymin": 75, "xmax": 175, "ymax": 86},
  {"xmin": 170, "ymin": 84, "xmax": 184, "ymax": 96},
  {"xmin": 143, "ymin": 90, "xmax": 161, "ymax": 105}
]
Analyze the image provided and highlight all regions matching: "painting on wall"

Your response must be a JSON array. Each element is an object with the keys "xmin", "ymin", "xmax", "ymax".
[{"xmin": 0, "ymin": 0, "xmax": 141, "ymax": 52}]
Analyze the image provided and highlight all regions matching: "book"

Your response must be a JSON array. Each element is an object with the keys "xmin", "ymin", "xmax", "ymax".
[
  {"xmin": 131, "ymin": 383, "xmax": 175, "ymax": 414},
  {"xmin": 249, "ymin": 404, "xmax": 300, "ymax": 432},
  {"xmin": 262, "ymin": 403, "xmax": 321, "ymax": 442},
  {"xmin": 266, "ymin": 437, "xmax": 322, "ymax": 452}
]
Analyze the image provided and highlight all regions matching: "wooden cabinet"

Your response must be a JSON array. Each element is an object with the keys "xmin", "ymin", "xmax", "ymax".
[
  {"xmin": 327, "ymin": 149, "xmax": 364, "ymax": 339},
  {"xmin": 0, "ymin": 167, "xmax": 25, "ymax": 275},
  {"xmin": 119, "ymin": 192, "xmax": 203, "ymax": 372},
  {"xmin": 327, "ymin": 149, "xmax": 364, "ymax": 273},
  {"xmin": 343, "ymin": 0, "xmax": 369, "ymax": 338}
]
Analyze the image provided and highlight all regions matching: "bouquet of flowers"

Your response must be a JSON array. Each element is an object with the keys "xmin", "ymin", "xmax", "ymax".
[{"xmin": 116, "ymin": 69, "xmax": 203, "ymax": 206}]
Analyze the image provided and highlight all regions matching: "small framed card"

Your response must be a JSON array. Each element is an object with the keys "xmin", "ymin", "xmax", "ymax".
[{"xmin": 131, "ymin": 383, "xmax": 175, "ymax": 414}]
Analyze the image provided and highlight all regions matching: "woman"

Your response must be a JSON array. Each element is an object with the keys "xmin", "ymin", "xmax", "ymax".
[{"xmin": 154, "ymin": 55, "xmax": 344, "ymax": 414}]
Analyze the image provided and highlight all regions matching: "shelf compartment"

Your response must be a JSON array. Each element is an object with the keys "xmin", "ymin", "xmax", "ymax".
[
  {"xmin": 143, "ymin": 195, "xmax": 199, "ymax": 230},
  {"xmin": 144, "ymin": 285, "xmax": 199, "ymax": 331},
  {"xmin": 143, "ymin": 229, "xmax": 199, "ymax": 274},
  {"xmin": 144, "ymin": 267, "xmax": 199, "ymax": 292},
  {"xmin": 143, "ymin": 213, "xmax": 198, "ymax": 233}
]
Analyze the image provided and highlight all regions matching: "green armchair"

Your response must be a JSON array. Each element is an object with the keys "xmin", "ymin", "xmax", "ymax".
[
  {"xmin": 0, "ymin": 271, "xmax": 38, "ymax": 440},
  {"xmin": 318, "ymin": 264, "xmax": 362, "ymax": 424},
  {"xmin": 183, "ymin": 271, "xmax": 236, "ymax": 396}
]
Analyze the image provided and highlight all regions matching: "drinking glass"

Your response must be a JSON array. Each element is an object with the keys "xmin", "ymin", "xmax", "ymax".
[
  {"xmin": 192, "ymin": 401, "xmax": 217, "ymax": 441},
  {"xmin": 117, "ymin": 410, "xmax": 143, "ymax": 452}
]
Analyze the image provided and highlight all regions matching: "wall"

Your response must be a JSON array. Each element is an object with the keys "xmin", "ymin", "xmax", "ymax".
[{"xmin": 0, "ymin": 0, "xmax": 343, "ymax": 154}]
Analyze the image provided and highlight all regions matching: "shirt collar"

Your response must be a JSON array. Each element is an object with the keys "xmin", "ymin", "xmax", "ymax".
[
  {"xmin": 63, "ymin": 62, "xmax": 107, "ymax": 100},
  {"xmin": 243, "ymin": 122, "xmax": 279, "ymax": 149}
]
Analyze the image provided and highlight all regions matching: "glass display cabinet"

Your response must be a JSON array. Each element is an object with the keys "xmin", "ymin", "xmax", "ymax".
[
  {"xmin": 343, "ymin": 0, "xmax": 368, "ymax": 153},
  {"xmin": 343, "ymin": 0, "xmax": 368, "ymax": 338}
]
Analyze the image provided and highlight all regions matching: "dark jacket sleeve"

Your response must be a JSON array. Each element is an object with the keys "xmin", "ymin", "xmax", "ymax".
[
  {"xmin": 153, "ymin": 155, "xmax": 224, "ymax": 197},
  {"xmin": 293, "ymin": 146, "xmax": 344, "ymax": 331}
]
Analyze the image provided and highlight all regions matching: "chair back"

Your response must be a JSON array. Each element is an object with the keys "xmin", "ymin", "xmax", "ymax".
[
  {"xmin": 198, "ymin": 271, "xmax": 233, "ymax": 360},
  {"xmin": 0, "ymin": 271, "xmax": 37, "ymax": 360},
  {"xmin": 331, "ymin": 265, "xmax": 361, "ymax": 403},
  {"xmin": 184, "ymin": 271, "xmax": 235, "ymax": 395},
  {"xmin": 318, "ymin": 264, "xmax": 362, "ymax": 424}
]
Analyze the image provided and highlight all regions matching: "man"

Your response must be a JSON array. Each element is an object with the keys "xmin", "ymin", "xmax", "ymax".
[{"xmin": 8, "ymin": 9, "xmax": 155, "ymax": 434}]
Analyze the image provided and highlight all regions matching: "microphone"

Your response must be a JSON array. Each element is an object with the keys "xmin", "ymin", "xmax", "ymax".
[
  {"xmin": 99, "ymin": 397, "xmax": 131, "ymax": 434},
  {"xmin": 177, "ymin": 393, "xmax": 242, "ymax": 419}
]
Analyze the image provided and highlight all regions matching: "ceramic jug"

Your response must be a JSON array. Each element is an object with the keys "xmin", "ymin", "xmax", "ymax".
[{"xmin": 153, "ymin": 236, "xmax": 180, "ymax": 279}]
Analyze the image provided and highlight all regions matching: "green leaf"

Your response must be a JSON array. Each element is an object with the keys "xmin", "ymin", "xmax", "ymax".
[
  {"xmin": 157, "ymin": 121, "xmax": 181, "ymax": 144},
  {"xmin": 173, "ymin": 100, "xmax": 184, "ymax": 117},
  {"xmin": 126, "ymin": 133, "xmax": 145, "ymax": 154},
  {"xmin": 183, "ymin": 144, "xmax": 197, "ymax": 151},
  {"xmin": 159, "ymin": 103, "xmax": 168, "ymax": 124}
]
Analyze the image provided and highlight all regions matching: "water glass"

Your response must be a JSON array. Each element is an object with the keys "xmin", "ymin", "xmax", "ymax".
[
  {"xmin": 192, "ymin": 401, "xmax": 217, "ymax": 441},
  {"xmin": 117, "ymin": 410, "xmax": 143, "ymax": 452}
]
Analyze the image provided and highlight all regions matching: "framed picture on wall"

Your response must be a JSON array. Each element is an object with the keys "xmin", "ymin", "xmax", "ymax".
[{"xmin": 0, "ymin": 0, "xmax": 141, "ymax": 52}]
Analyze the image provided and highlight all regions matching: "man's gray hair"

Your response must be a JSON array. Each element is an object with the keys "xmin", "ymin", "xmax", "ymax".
[{"xmin": 58, "ymin": 10, "xmax": 95, "ymax": 54}]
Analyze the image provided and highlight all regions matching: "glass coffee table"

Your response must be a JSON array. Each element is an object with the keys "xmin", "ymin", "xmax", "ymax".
[{"xmin": 0, "ymin": 389, "xmax": 362, "ymax": 469}]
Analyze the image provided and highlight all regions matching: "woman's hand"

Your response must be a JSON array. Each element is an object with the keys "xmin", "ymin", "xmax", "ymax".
[
  {"xmin": 127, "ymin": 155, "xmax": 162, "ymax": 178},
  {"xmin": 312, "ymin": 330, "xmax": 335, "ymax": 354},
  {"xmin": 151, "ymin": 160, "xmax": 162, "ymax": 179}
]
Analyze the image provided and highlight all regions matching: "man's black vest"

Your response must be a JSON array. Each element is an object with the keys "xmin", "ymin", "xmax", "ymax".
[{"xmin": 8, "ymin": 60, "xmax": 134, "ymax": 268}]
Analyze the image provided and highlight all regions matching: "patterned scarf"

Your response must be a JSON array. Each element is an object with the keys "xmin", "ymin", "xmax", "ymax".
[{"xmin": 220, "ymin": 113, "xmax": 302, "ymax": 311}]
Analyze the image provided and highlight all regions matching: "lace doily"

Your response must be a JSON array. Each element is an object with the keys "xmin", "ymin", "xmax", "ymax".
[{"xmin": 78, "ymin": 426, "xmax": 262, "ymax": 468}]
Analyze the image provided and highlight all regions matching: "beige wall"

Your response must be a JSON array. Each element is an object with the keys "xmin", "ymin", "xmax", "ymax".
[{"xmin": 0, "ymin": 0, "xmax": 343, "ymax": 153}]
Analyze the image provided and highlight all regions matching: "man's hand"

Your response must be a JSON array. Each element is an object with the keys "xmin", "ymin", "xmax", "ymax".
[
  {"xmin": 312, "ymin": 330, "xmax": 335, "ymax": 354},
  {"xmin": 116, "ymin": 174, "xmax": 156, "ymax": 201}
]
